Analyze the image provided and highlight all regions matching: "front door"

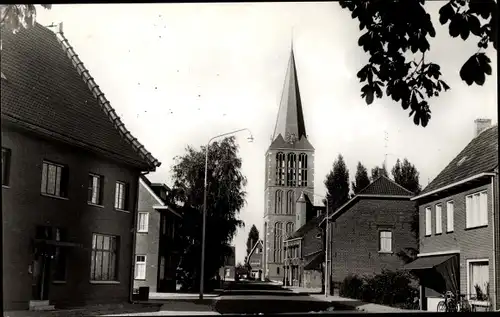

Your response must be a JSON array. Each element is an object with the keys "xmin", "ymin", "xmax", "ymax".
[{"xmin": 31, "ymin": 248, "xmax": 52, "ymax": 300}]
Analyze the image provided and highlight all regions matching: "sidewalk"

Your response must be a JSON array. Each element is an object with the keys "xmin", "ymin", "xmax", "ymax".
[
  {"xmin": 285, "ymin": 286, "xmax": 415, "ymax": 313},
  {"xmin": 149, "ymin": 292, "xmax": 219, "ymax": 300}
]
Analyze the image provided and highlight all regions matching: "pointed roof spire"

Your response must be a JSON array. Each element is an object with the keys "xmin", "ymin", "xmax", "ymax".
[{"xmin": 272, "ymin": 34, "xmax": 307, "ymax": 143}]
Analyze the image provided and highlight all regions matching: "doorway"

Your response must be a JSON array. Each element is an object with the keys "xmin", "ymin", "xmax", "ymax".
[{"xmin": 31, "ymin": 246, "xmax": 52, "ymax": 301}]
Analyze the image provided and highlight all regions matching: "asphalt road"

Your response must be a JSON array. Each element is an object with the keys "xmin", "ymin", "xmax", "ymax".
[{"xmin": 212, "ymin": 280, "xmax": 354, "ymax": 314}]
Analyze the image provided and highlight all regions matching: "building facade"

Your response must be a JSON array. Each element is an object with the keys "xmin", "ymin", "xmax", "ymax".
[
  {"xmin": 133, "ymin": 177, "xmax": 181, "ymax": 293},
  {"xmin": 247, "ymin": 240, "xmax": 264, "ymax": 280},
  {"xmin": 219, "ymin": 246, "xmax": 236, "ymax": 281},
  {"xmin": 326, "ymin": 176, "xmax": 418, "ymax": 284},
  {"xmin": 1, "ymin": 23, "xmax": 160, "ymax": 310},
  {"xmin": 263, "ymin": 47, "xmax": 315, "ymax": 282},
  {"xmin": 284, "ymin": 193, "xmax": 325, "ymax": 288},
  {"xmin": 407, "ymin": 122, "xmax": 498, "ymax": 311}
]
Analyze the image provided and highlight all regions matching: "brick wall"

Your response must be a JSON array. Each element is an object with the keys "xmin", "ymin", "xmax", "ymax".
[
  {"xmin": 418, "ymin": 181, "xmax": 497, "ymax": 308},
  {"xmin": 133, "ymin": 182, "xmax": 161, "ymax": 291},
  {"xmin": 2, "ymin": 125, "xmax": 140, "ymax": 310},
  {"xmin": 330, "ymin": 198, "xmax": 417, "ymax": 283},
  {"xmin": 248, "ymin": 245, "xmax": 263, "ymax": 271},
  {"xmin": 302, "ymin": 226, "xmax": 323, "ymax": 259}
]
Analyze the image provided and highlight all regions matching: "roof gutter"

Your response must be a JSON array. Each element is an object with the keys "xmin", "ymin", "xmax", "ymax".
[
  {"xmin": 284, "ymin": 237, "xmax": 302, "ymax": 243},
  {"xmin": 411, "ymin": 172, "xmax": 496, "ymax": 201}
]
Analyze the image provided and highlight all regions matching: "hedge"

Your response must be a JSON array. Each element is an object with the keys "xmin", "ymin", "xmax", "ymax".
[{"xmin": 339, "ymin": 270, "xmax": 419, "ymax": 308}]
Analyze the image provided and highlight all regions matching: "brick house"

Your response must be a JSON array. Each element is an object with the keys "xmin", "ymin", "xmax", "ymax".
[
  {"xmin": 219, "ymin": 246, "xmax": 236, "ymax": 281},
  {"xmin": 1, "ymin": 23, "xmax": 160, "ymax": 310},
  {"xmin": 406, "ymin": 121, "xmax": 498, "ymax": 311},
  {"xmin": 133, "ymin": 176, "xmax": 181, "ymax": 293},
  {"xmin": 283, "ymin": 192, "xmax": 326, "ymax": 288},
  {"xmin": 247, "ymin": 240, "xmax": 263, "ymax": 280},
  {"xmin": 323, "ymin": 176, "xmax": 417, "ymax": 286}
]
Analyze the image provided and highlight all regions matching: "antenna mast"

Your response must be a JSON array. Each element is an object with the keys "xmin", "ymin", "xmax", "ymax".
[{"xmin": 383, "ymin": 131, "xmax": 388, "ymax": 170}]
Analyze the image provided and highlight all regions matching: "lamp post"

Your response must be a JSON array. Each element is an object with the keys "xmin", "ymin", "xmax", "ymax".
[
  {"xmin": 300, "ymin": 190, "xmax": 329, "ymax": 298},
  {"xmin": 199, "ymin": 128, "xmax": 254, "ymax": 300}
]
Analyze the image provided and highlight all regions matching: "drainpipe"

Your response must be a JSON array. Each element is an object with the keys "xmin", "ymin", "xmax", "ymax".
[
  {"xmin": 492, "ymin": 173, "xmax": 498, "ymax": 311},
  {"xmin": 129, "ymin": 171, "xmax": 149, "ymax": 303}
]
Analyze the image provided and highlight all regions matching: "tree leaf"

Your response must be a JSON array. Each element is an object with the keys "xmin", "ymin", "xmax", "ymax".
[
  {"xmin": 361, "ymin": 84, "xmax": 375, "ymax": 105},
  {"xmin": 467, "ymin": 14, "xmax": 482, "ymax": 36},
  {"xmin": 438, "ymin": 2, "xmax": 455, "ymax": 25},
  {"xmin": 448, "ymin": 14, "xmax": 462, "ymax": 37},
  {"xmin": 460, "ymin": 53, "xmax": 491, "ymax": 86}
]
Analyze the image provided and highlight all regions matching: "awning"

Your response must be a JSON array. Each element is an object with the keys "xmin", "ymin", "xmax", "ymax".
[
  {"xmin": 34, "ymin": 239, "xmax": 83, "ymax": 248},
  {"xmin": 404, "ymin": 253, "xmax": 459, "ymax": 295},
  {"xmin": 404, "ymin": 254, "xmax": 455, "ymax": 270},
  {"xmin": 304, "ymin": 251, "xmax": 324, "ymax": 271}
]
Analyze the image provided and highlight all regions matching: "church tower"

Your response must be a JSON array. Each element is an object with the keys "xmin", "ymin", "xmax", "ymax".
[{"xmin": 262, "ymin": 47, "xmax": 315, "ymax": 282}]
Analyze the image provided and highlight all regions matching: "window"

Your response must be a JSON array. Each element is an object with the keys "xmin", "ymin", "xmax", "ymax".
[
  {"xmin": 425, "ymin": 207, "xmax": 432, "ymax": 236},
  {"xmin": 446, "ymin": 201, "xmax": 454, "ymax": 232},
  {"xmin": 134, "ymin": 255, "xmax": 147, "ymax": 280},
  {"xmin": 468, "ymin": 260, "xmax": 489, "ymax": 301},
  {"xmin": 286, "ymin": 190, "xmax": 295, "ymax": 214},
  {"xmin": 114, "ymin": 181, "xmax": 128, "ymax": 210},
  {"xmin": 466, "ymin": 191, "xmax": 488, "ymax": 228},
  {"xmin": 379, "ymin": 230, "xmax": 392, "ymax": 253},
  {"xmin": 273, "ymin": 222, "xmax": 283, "ymax": 262},
  {"xmin": 435, "ymin": 204, "xmax": 442, "ymax": 234},
  {"xmin": 255, "ymin": 248, "xmax": 259, "ymax": 255},
  {"xmin": 2, "ymin": 147, "xmax": 11, "ymax": 186},
  {"xmin": 90, "ymin": 233, "xmax": 118, "ymax": 281},
  {"xmin": 285, "ymin": 222, "xmax": 294, "ymax": 236},
  {"xmin": 275, "ymin": 190, "xmax": 283, "ymax": 214},
  {"xmin": 225, "ymin": 268, "xmax": 231, "ymax": 278},
  {"xmin": 159, "ymin": 256, "xmax": 165, "ymax": 280},
  {"xmin": 41, "ymin": 161, "xmax": 68, "ymax": 197},
  {"xmin": 277, "ymin": 267, "xmax": 280, "ymax": 275},
  {"xmin": 275, "ymin": 152, "xmax": 285, "ymax": 186},
  {"xmin": 88, "ymin": 174, "xmax": 103, "ymax": 205},
  {"xmin": 137, "ymin": 212, "xmax": 149, "ymax": 233},
  {"xmin": 298, "ymin": 153, "xmax": 308, "ymax": 187},
  {"xmin": 286, "ymin": 153, "xmax": 297, "ymax": 186}
]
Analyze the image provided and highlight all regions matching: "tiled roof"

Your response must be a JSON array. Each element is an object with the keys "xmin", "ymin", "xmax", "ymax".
[
  {"xmin": 420, "ymin": 125, "xmax": 498, "ymax": 195},
  {"xmin": 273, "ymin": 48, "xmax": 307, "ymax": 141},
  {"xmin": 325, "ymin": 176, "xmax": 413, "ymax": 222},
  {"xmin": 268, "ymin": 134, "xmax": 314, "ymax": 151},
  {"xmin": 1, "ymin": 23, "xmax": 160, "ymax": 170},
  {"xmin": 287, "ymin": 213, "xmax": 324, "ymax": 240},
  {"xmin": 248, "ymin": 240, "xmax": 263, "ymax": 258},
  {"xmin": 358, "ymin": 175, "xmax": 414, "ymax": 196}
]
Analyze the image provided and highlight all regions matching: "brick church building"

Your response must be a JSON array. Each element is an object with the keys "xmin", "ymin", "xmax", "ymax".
[{"xmin": 262, "ymin": 45, "xmax": 315, "ymax": 282}]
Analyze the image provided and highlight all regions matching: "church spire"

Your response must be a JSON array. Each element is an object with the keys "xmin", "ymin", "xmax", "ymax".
[{"xmin": 272, "ymin": 45, "xmax": 307, "ymax": 143}]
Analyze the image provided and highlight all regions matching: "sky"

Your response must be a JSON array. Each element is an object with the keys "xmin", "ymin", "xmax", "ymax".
[{"xmin": 37, "ymin": 2, "xmax": 497, "ymax": 264}]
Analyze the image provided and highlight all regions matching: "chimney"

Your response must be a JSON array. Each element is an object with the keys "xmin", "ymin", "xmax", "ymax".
[{"xmin": 474, "ymin": 118, "xmax": 492, "ymax": 137}]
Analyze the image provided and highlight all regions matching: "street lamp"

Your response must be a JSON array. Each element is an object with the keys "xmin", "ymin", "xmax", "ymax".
[
  {"xmin": 199, "ymin": 128, "xmax": 253, "ymax": 300},
  {"xmin": 300, "ymin": 190, "xmax": 329, "ymax": 298}
]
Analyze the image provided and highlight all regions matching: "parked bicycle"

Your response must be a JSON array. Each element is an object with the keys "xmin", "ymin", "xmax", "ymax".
[{"xmin": 436, "ymin": 291, "xmax": 474, "ymax": 312}]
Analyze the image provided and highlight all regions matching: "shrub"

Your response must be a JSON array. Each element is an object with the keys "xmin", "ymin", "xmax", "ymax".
[
  {"xmin": 341, "ymin": 270, "xmax": 418, "ymax": 308},
  {"xmin": 339, "ymin": 274, "xmax": 364, "ymax": 299}
]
